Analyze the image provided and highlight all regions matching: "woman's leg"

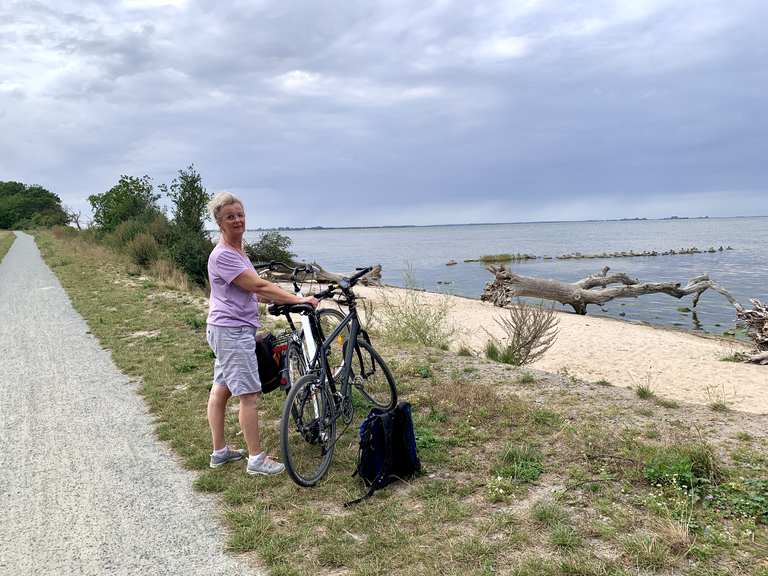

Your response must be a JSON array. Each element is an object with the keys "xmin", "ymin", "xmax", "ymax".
[
  {"xmin": 207, "ymin": 384, "xmax": 232, "ymax": 450},
  {"xmin": 238, "ymin": 392, "xmax": 262, "ymax": 456}
]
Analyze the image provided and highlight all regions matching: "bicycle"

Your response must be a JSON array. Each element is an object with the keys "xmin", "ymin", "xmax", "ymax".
[
  {"xmin": 275, "ymin": 266, "xmax": 398, "ymax": 487},
  {"xmin": 255, "ymin": 260, "xmax": 346, "ymax": 390}
]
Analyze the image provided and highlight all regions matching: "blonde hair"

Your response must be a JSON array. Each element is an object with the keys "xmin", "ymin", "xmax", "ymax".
[{"xmin": 207, "ymin": 191, "xmax": 244, "ymax": 225}]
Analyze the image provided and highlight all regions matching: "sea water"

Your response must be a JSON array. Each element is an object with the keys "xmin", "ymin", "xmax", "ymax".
[{"xmin": 245, "ymin": 217, "xmax": 768, "ymax": 334}]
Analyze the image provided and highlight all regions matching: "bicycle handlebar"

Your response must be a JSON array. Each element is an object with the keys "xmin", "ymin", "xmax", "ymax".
[{"xmin": 311, "ymin": 265, "xmax": 374, "ymax": 300}]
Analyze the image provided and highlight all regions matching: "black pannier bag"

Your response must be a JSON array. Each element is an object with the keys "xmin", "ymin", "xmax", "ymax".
[
  {"xmin": 346, "ymin": 401, "xmax": 421, "ymax": 506},
  {"xmin": 255, "ymin": 332, "xmax": 288, "ymax": 394}
]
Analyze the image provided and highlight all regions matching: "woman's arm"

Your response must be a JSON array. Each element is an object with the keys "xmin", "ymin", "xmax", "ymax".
[{"xmin": 232, "ymin": 269, "xmax": 318, "ymax": 307}]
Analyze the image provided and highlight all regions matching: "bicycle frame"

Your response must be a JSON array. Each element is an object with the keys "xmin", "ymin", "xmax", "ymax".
[{"xmin": 305, "ymin": 304, "xmax": 363, "ymax": 402}]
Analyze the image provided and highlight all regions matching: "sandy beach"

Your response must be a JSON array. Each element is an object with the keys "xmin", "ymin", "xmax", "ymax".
[{"xmin": 356, "ymin": 285, "xmax": 766, "ymax": 415}]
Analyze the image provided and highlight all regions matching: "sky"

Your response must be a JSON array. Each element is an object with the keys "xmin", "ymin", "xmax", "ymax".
[{"xmin": 1, "ymin": 0, "xmax": 766, "ymax": 228}]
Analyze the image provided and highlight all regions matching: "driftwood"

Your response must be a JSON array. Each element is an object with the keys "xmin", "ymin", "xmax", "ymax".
[
  {"xmin": 262, "ymin": 263, "xmax": 382, "ymax": 286},
  {"xmin": 483, "ymin": 265, "xmax": 768, "ymax": 365},
  {"xmin": 736, "ymin": 299, "xmax": 768, "ymax": 365},
  {"xmin": 482, "ymin": 265, "xmax": 739, "ymax": 315}
]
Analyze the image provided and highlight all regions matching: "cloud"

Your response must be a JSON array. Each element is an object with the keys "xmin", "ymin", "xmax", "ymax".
[{"xmin": 1, "ymin": 0, "xmax": 766, "ymax": 226}]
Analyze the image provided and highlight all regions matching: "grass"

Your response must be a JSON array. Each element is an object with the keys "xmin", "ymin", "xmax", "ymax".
[
  {"xmin": 0, "ymin": 230, "xmax": 15, "ymax": 262},
  {"xmin": 479, "ymin": 253, "xmax": 514, "ymax": 263},
  {"xmin": 517, "ymin": 372, "xmax": 536, "ymax": 384},
  {"xmin": 35, "ymin": 229, "xmax": 768, "ymax": 576},
  {"xmin": 636, "ymin": 385, "xmax": 655, "ymax": 400},
  {"xmin": 377, "ymin": 271, "xmax": 455, "ymax": 350}
]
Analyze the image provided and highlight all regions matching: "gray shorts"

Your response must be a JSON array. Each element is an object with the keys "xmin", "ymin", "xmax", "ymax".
[{"xmin": 206, "ymin": 324, "xmax": 262, "ymax": 396}]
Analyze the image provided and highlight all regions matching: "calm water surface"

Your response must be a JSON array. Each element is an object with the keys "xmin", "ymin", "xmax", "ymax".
[{"xmin": 245, "ymin": 217, "xmax": 767, "ymax": 334}]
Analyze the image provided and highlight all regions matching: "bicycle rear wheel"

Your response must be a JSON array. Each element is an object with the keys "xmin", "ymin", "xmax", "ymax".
[
  {"xmin": 280, "ymin": 373, "xmax": 337, "ymax": 487},
  {"xmin": 348, "ymin": 338, "xmax": 398, "ymax": 411}
]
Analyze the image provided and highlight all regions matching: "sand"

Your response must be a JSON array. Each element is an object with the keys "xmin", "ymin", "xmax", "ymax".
[{"xmin": 355, "ymin": 285, "xmax": 766, "ymax": 415}]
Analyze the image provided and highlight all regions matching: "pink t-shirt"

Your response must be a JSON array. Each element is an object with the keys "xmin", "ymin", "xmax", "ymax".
[{"xmin": 206, "ymin": 244, "xmax": 261, "ymax": 328}]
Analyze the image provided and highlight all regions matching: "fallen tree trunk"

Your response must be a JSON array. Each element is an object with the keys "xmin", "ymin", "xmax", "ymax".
[
  {"xmin": 736, "ymin": 299, "xmax": 768, "ymax": 364},
  {"xmin": 262, "ymin": 263, "xmax": 382, "ymax": 286},
  {"xmin": 481, "ymin": 265, "xmax": 739, "ymax": 315},
  {"xmin": 483, "ymin": 265, "xmax": 768, "ymax": 365}
]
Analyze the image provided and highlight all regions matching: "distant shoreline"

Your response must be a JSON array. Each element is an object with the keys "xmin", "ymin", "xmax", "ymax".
[{"xmin": 206, "ymin": 214, "xmax": 768, "ymax": 234}]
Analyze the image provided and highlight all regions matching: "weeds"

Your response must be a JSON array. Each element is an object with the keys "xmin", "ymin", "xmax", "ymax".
[{"xmin": 378, "ymin": 270, "xmax": 455, "ymax": 349}]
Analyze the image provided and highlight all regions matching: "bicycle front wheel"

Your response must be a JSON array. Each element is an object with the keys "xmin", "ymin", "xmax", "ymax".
[
  {"xmin": 349, "ymin": 338, "xmax": 398, "ymax": 411},
  {"xmin": 317, "ymin": 308, "xmax": 348, "ymax": 375},
  {"xmin": 284, "ymin": 341, "xmax": 306, "ymax": 391},
  {"xmin": 280, "ymin": 373, "xmax": 337, "ymax": 487}
]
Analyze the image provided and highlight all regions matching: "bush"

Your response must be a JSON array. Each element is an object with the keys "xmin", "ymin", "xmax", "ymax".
[
  {"xmin": 167, "ymin": 229, "xmax": 213, "ymax": 285},
  {"xmin": 244, "ymin": 231, "xmax": 295, "ymax": 264},
  {"xmin": 109, "ymin": 219, "xmax": 147, "ymax": 247},
  {"xmin": 484, "ymin": 299, "xmax": 559, "ymax": 366},
  {"xmin": 127, "ymin": 233, "xmax": 160, "ymax": 267},
  {"xmin": 378, "ymin": 271, "xmax": 455, "ymax": 349}
]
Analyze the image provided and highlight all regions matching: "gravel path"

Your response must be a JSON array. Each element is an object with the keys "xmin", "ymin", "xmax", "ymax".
[{"xmin": 0, "ymin": 233, "xmax": 263, "ymax": 576}]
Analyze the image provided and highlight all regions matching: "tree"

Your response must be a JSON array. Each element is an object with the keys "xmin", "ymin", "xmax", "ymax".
[
  {"xmin": 166, "ymin": 165, "xmax": 210, "ymax": 235},
  {"xmin": 0, "ymin": 181, "xmax": 68, "ymax": 229},
  {"xmin": 165, "ymin": 165, "xmax": 214, "ymax": 285},
  {"xmin": 88, "ymin": 175, "xmax": 160, "ymax": 232},
  {"xmin": 244, "ymin": 231, "xmax": 296, "ymax": 264}
]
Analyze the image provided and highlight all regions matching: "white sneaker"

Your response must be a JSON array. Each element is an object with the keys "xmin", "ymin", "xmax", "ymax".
[{"xmin": 246, "ymin": 454, "xmax": 285, "ymax": 476}]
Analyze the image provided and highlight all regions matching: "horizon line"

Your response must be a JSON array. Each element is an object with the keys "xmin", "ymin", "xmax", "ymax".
[{"xmin": 206, "ymin": 214, "xmax": 768, "ymax": 233}]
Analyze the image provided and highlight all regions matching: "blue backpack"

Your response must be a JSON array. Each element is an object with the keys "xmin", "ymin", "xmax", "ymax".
[{"xmin": 346, "ymin": 402, "xmax": 421, "ymax": 506}]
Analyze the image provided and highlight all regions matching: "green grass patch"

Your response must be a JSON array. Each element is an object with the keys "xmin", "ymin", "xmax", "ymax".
[
  {"xmin": 643, "ymin": 442, "xmax": 722, "ymax": 492},
  {"xmin": 485, "ymin": 340, "xmax": 520, "ymax": 364},
  {"xmin": 492, "ymin": 443, "xmax": 543, "ymax": 482},
  {"xmin": 517, "ymin": 372, "xmax": 536, "ymax": 384},
  {"xmin": 636, "ymin": 385, "xmax": 655, "ymax": 400},
  {"xmin": 0, "ymin": 231, "xmax": 15, "ymax": 262}
]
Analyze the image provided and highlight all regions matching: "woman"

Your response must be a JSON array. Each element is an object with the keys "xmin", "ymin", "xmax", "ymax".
[{"xmin": 205, "ymin": 191, "xmax": 318, "ymax": 476}]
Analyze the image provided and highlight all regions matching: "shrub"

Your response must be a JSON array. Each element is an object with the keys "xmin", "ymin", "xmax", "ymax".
[
  {"xmin": 378, "ymin": 270, "xmax": 456, "ymax": 349},
  {"xmin": 109, "ymin": 219, "xmax": 147, "ymax": 247},
  {"xmin": 167, "ymin": 229, "xmax": 213, "ymax": 285},
  {"xmin": 485, "ymin": 299, "xmax": 559, "ymax": 366},
  {"xmin": 244, "ymin": 231, "xmax": 295, "ymax": 264},
  {"xmin": 127, "ymin": 233, "xmax": 159, "ymax": 267}
]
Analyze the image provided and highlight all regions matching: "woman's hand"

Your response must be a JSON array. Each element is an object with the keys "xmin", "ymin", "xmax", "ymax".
[{"xmin": 302, "ymin": 296, "xmax": 319, "ymax": 308}]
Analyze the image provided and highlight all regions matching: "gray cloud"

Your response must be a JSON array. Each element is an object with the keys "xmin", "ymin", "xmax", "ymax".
[{"xmin": 1, "ymin": 0, "xmax": 766, "ymax": 227}]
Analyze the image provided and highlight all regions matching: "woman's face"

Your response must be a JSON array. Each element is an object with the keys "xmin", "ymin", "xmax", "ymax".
[{"xmin": 218, "ymin": 202, "xmax": 246, "ymax": 239}]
